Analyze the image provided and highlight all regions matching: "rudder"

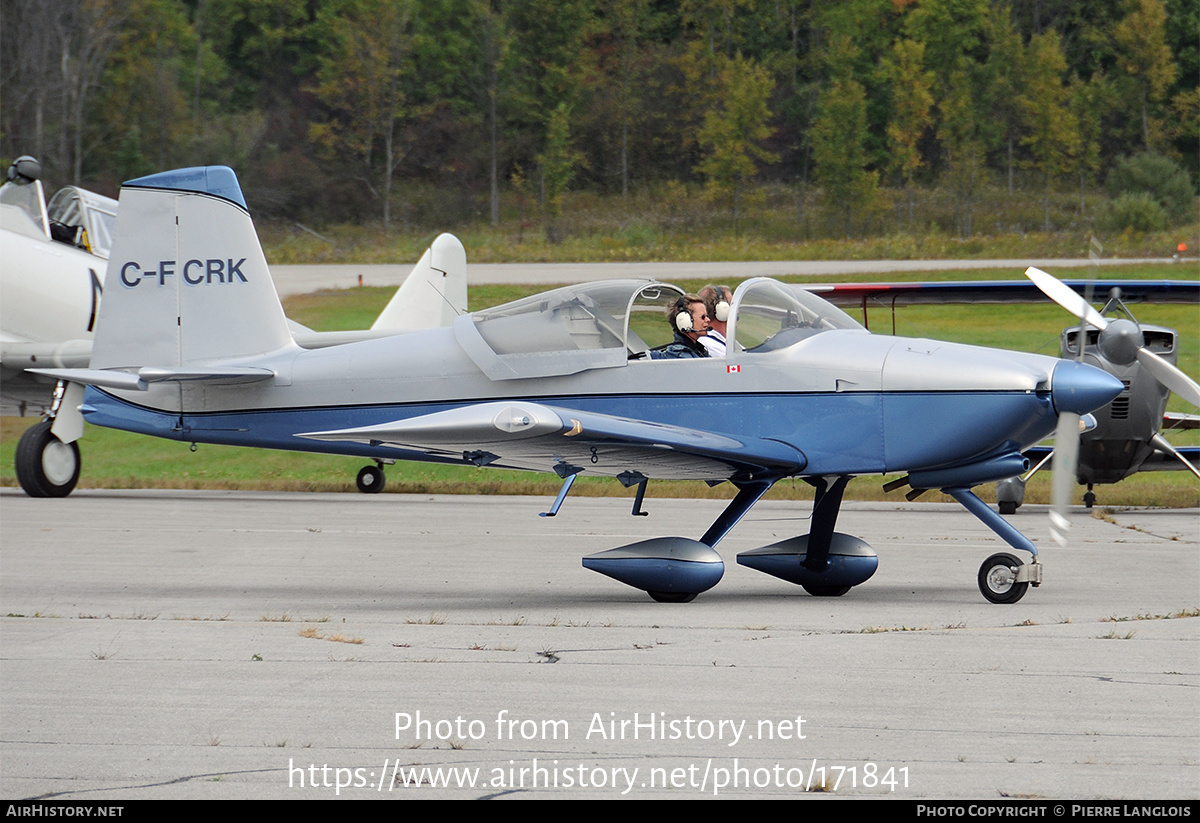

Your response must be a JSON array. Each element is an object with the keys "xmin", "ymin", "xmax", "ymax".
[{"xmin": 91, "ymin": 166, "xmax": 293, "ymax": 370}]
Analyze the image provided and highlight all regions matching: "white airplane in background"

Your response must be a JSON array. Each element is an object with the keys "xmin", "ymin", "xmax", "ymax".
[{"xmin": 1, "ymin": 156, "xmax": 468, "ymax": 497}]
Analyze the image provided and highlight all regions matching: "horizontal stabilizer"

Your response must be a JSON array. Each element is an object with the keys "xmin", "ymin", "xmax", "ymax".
[
  {"xmin": 31, "ymin": 365, "xmax": 274, "ymax": 390},
  {"xmin": 27, "ymin": 368, "xmax": 147, "ymax": 392}
]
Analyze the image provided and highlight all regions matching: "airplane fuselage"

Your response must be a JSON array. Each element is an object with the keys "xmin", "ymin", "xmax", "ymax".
[{"xmin": 83, "ymin": 323, "xmax": 1069, "ymax": 482}]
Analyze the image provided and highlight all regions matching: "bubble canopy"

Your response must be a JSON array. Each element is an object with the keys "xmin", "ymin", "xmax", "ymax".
[{"xmin": 456, "ymin": 278, "xmax": 865, "ymax": 380}]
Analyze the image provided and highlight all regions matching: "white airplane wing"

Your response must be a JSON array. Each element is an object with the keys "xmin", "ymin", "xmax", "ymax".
[{"xmin": 297, "ymin": 401, "xmax": 806, "ymax": 482}]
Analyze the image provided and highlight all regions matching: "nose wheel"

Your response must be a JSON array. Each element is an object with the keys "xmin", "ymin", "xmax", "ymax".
[
  {"xmin": 978, "ymin": 553, "xmax": 1030, "ymax": 604},
  {"xmin": 356, "ymin": 463, "xmax": 386, "ymax": 494}
]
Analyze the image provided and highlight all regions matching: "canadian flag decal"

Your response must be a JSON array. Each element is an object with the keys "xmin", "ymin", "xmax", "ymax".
[{"xmin": 727, "ymin": 365, "xmax": 740, "ymax": 374}]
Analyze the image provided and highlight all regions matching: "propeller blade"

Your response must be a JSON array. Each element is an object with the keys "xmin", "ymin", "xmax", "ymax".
[
  {"xmin": 1022, "ymin": 449, "xmax": 1055, "ymax": 481},
  {"xmin": 1048, "ymin": 411, "xmax": 1080, "ymax": 547},
  {"xmin": 1135, "ymin": 348, "xmax": 1200, "ymax": 408},
  {"xmin": 1150, "ymin": 433, "xmax": 1200, "ymax": 480},
  {"xmin": 1025, "ymin": 267, "xmax": 1109, "ymax": 330}
]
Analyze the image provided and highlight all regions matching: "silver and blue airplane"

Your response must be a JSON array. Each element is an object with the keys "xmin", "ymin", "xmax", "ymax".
[{"xmin": 30, "ymin": 166, "xmax": 1125, "ymax": 604}]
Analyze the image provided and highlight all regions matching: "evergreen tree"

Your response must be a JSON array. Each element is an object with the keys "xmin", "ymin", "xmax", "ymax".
[
  {"xmin": 309, "ymin": 0, "xmax": 417, "ymax": 228},
  {"xmin": 538, "ymin": 102, "xmax": 583, "ymax": 243},
  {"xmin": 694, "ymin": 54, "xmax": 779, "ymax": 234},
  {"xmin": 884, "ymin": 38, "xmax": 934, "ymax": 222},
  {"xmin": 1111, "ymin": 0, "xmax": 1177, "ymax": 150},
  {"xmin": 981, "ymin": 3, "xmax": 1026, "ymax": 192},
  {"xmin": 811, "ymin": 37, "xmax": 877, "ymax": 238},
  {"xmin": 938, "ymin": 68, "xmax": 985, "ymax": 238},
  {"xmin": 1018, "ymin": 29, "xmax": 1079, "ymax": 230}
]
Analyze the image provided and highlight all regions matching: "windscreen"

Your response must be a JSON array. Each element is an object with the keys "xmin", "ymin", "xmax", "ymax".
[{"xmin": 730, "ymin": 278, "xmax": 865, "ymax": 354}]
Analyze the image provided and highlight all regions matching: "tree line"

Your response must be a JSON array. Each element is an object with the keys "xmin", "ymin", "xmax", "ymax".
[{"xmin": 3, "ymin": 0, "xmax": 1195, "ymax": 237}]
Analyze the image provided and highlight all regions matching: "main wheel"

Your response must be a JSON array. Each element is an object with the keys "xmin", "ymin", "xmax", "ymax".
[
  {"xmin": 998, "ymin": 501, "xmax": 1017, "ymax": 515},
  {"xmin": 356, "ymin": 465, "xmax": 386, "ymax": 494},
  {"xmin": 978, "ymin": 553, "xmax": 1029, "ymax": 604},
  {"xmin": 802, "ymin": 584, "xmax": 852, "ymax": 597},
  {"xmin": 648, "ymin": 591, "xmax": 698, "ymax": 603},
  {"xmin": 15, "ymin": 421, "xmax": 81, "ymax": 498}
]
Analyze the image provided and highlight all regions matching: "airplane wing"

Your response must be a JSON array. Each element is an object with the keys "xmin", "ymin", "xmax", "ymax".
[
  {"xmin": 0, "ymin": 339, "xmax": 94, "ymax": 415},
  {"xmin": 1138, "ymin": 448, "xmax": 1200, "ymax": 472},
  {"xmin": 1163, "ymin": 412, "xmax": 1200, "ymax": 431},
  {"xmin": 809, "ymin": 280, "xmax": 1200, "ymax": 308},
  {"xmin": 297, "ymin": 401, "xmax": 806, "ymax": 482},
  {"xmin": 1, "ymin": 339, "xmax": 93, "ymax": 370},
  {"xmin": 1019, "ymin": 437, "xmax": 1200, "ymax": 473}
]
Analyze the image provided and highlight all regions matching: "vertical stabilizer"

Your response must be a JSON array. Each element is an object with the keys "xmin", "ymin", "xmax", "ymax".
[
  {"xmin": 91, "ymin": 166, "xmax": 293, "ymax": 369},
  {"xmin": 371, "ymin": 233, "xmax": 467, "ymax": 332}
]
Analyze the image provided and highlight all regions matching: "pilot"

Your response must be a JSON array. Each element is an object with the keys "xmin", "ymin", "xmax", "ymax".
[
  {"xmin": 653, "ymin": 295, "xmax": 710, "ymax": 359},
  {"xmin": 697, "ymin": 284, "xmax": 732, "ymax": 357}
]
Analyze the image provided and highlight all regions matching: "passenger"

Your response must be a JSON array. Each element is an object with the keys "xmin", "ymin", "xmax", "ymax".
[
  {"xmin": 697, "ymin": 284, "xmax": 732, "ymax": 357},
  {"xmin": 652, "ymin": 295, "xmax": 710, "ymax": 359}
]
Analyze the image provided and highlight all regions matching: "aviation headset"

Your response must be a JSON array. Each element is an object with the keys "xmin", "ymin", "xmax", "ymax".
[
  {"xmin": 713, "ymin": 290, "xmax": 730, "ymax": 323},
  {"xmin": 701, "ymin": 285, "xmax": 731, "ymax": 324},
  {"xmin": 673, "ymin": 297, "xmax": 701, "ymax": 332}
]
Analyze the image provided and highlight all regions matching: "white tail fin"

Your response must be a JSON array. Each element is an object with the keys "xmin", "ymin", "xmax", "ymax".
[
  {"xmin": 371, "ymin": 233, "xmax": 467, "ymax": 332},
  {"xmin": 91, "ymin": 166, "xmax": 292, "ymax": 370}
]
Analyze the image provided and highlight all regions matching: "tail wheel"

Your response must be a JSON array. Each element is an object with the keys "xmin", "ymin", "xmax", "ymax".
[
  {"xmin": 356, "ymin": 465, "xmax": 386, "ymax": 494},
  {"xmin": 978, "ymin": 553, "xmax": 1029, "ymax": 604},
  {"xmin": 15, "ymin": 421, "xmax": 81, "ymax": 498}
]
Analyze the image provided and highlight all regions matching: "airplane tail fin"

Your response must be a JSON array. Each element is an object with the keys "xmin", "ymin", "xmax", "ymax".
[
  {"xmin": 371, "ymin": 233, "xmax": 467, "ymax": 332},
  {"xmin": 91, "ymin": 166, "xmax": 293, "ymax": 370}
]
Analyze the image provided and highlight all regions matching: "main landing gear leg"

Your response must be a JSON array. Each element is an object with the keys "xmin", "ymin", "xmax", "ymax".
[
  {"xmin": 800, "ymin": 476, "xmax": 852, "ymax": 596},
  {"xmin": 734, "ymin": 475, "xmax": 878, "ymax": 595},
  {"xmin": 699, "ymin": 479, "xmax": 777, "ymax": 548},
  {"xmin": 944, "ymin": 487, "xmax": 1042, "ymax": 604}
]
